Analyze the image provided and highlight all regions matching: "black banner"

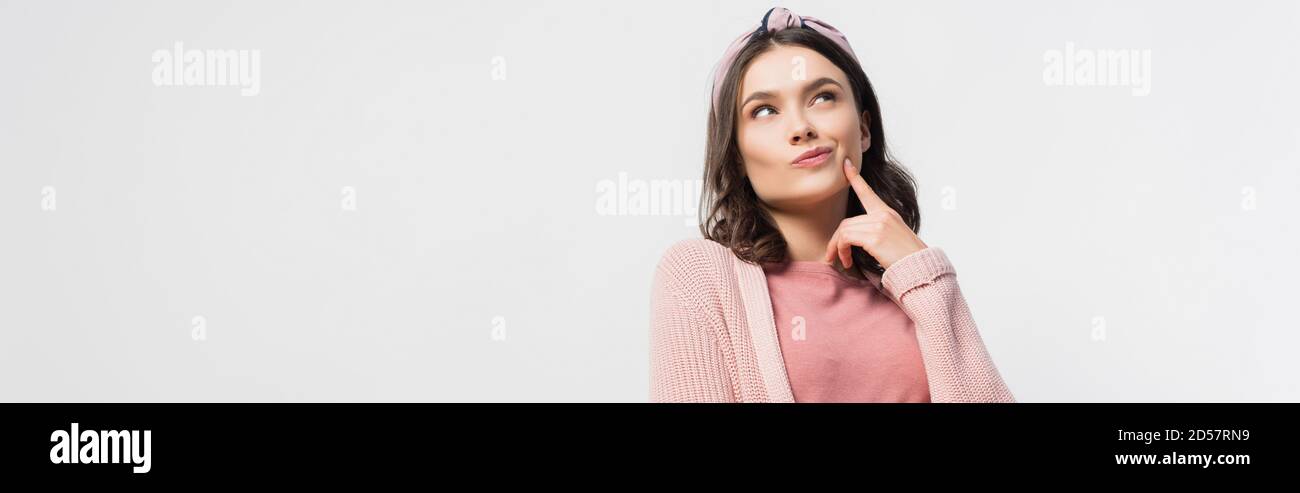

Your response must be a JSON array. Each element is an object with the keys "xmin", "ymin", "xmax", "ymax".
[{"xmin": 1, "ymin": 403, "xmax": 1293, "ymax": 480}]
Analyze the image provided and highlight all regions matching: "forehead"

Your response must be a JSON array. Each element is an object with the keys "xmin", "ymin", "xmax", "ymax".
[{"xmin": 739, "ymin": 44, "xmax": 847, "ymax": 97}]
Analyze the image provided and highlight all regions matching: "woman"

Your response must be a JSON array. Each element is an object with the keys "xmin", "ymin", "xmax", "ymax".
[{"xmin": 649, "ymin": 7, "xmax": 1015, "ymax": 403}]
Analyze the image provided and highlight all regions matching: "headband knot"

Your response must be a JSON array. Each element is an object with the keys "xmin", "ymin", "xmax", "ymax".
[{"xmin": 711, "ymin": 7, "xmax": 859, "ymax": 114}]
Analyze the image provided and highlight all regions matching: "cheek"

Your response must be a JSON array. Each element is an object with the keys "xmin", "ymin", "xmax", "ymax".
[
  {"xmin": 814, "ymin": 111, "xmax": 862, "ymax": 148},
  {"xmin": 736, "ymin": 124, "xmax": 784, "ymax": 171}
]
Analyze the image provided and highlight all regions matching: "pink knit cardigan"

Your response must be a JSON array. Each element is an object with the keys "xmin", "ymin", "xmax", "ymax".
[{"xmin": 649, "ymin": 238, "xmax": 1016, "ymax": 403}]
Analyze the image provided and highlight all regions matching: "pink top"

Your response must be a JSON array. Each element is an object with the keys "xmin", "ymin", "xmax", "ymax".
[
  {"xmin": 649, "ymin": 238, "xmax": 1015, "ymax": 403},
  {"xmin": 762, "ymin": 260, "xmax": 931, "ymax": 403}
]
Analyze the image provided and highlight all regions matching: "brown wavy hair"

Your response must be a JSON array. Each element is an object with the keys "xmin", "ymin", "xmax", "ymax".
[{"xmin": 699, "ymin": 27, "xmax": 921, "ymax": 278}]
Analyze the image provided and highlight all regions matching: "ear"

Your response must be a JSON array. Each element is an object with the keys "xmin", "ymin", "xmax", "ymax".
[{"xmin": 859, "ymin": 110, "xmax": 873, "ymax": 151}]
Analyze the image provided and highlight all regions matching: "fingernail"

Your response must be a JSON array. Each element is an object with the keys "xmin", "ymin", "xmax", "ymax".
[{"xmin": 844, "ymin": 158, "xmax": 854, "ymax": 170}]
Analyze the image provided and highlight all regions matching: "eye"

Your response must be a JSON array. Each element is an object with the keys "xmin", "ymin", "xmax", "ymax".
[
  {"xmin": 812, "ymin": 91, "xmax": 836, "ymax": 105},
  {"xmin": 751, "ymin": 105, "xmax": 776, "ymax": 118}
]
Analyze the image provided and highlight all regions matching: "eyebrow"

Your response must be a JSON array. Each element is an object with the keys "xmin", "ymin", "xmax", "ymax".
[{"xmin": 740, "ymin": 77, "xmax": 844, "ymax": 110}]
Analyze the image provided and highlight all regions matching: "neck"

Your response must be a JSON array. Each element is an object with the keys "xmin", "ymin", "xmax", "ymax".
[{"xmin": 764, "ymin": 188, "xmax": 850, "ymax": 263}]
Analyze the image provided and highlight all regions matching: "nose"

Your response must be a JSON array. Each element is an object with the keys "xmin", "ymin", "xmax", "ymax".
[{"xmin": 789, "ymin": 115, "xmax": 817, "ymax": 144}]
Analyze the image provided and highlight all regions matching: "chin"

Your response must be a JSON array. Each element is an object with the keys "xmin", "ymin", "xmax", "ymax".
[
  {"xmin": 763, "ymin": 174, "xmax": 844, "ymax": 210},
  {"xmin": 795, "ymin": 169, "xmax": 844, "ymax": 197}
]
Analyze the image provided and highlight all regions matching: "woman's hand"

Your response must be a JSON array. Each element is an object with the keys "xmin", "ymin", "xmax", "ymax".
[{"xmin": 823, "ymin": 157, "xmax": 928, "ymax": 270}]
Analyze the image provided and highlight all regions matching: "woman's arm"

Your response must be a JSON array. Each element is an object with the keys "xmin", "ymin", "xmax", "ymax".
[
  {"xmin": 649, "ymin": 253, "xmax": 735, "ymax": 403},
  {"xmin": 881, "ymin": 247, "xmax": 1016, "ymax": 403},
  {"xmin": 824, "ymin": 159, "xmax": 1015, "ymax": 403}
]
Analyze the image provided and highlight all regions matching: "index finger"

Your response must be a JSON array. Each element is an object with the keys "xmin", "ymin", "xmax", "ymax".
[{"xmin": 843, "ymin": 157, "xmax": 889, "ymax": 213}]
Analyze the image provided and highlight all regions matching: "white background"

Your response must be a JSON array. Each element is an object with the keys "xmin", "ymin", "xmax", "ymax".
[{"xmin": 1, "ymin": 0, "xmax": 1296, "ymax": 402}]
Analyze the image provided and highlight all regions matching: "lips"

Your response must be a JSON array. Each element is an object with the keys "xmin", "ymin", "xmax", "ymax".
[{"xmin": 791, "ymin": 146, "xmax": 832, "ymax": 168}]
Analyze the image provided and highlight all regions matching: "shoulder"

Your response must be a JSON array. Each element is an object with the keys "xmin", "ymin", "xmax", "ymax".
[
  {"xmin": 656, "ymin": 238, "xmax": 734, "ymax": 268},
  {"xmin": 652, "ymin": 238, "xmax": 738, "ymax": 298}
]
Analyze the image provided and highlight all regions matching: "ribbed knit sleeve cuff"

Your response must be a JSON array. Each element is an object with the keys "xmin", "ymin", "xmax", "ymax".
[{"xmin": 880, "ymin": 247, "xmax": 956, "ymax": 300}]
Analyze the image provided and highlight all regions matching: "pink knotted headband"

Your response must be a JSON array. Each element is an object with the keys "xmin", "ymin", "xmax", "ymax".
[{"xmin": 711, "ymin": 7, "xmax": 860, "ymax": 115}]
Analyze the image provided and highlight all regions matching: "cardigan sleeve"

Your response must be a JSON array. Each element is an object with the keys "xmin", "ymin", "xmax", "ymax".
[
  {"xmin": 648, "ymin": 247, "xmax": 735, "ymax": 403},
  {"xmin": 880, "ymin": 247, "xmax": 1016, "ymax": 403}
]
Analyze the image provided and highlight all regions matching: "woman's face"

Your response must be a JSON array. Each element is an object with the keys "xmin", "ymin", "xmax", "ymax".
[{"xmin": 735, "ymin": 44, "xmax": 870, "ymax": 212}]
